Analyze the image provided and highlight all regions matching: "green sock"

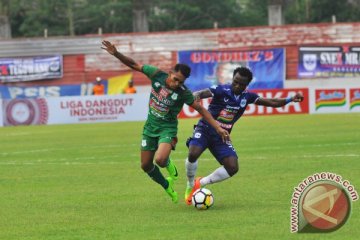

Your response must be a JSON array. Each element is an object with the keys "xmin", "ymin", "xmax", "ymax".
[
  {"xmin": 147, "ymin": 165, "xmax": 168, "ymax": 189},
  {"xmin": 165, "ymin": 158, "xmax": 178, "ymax": 180}
]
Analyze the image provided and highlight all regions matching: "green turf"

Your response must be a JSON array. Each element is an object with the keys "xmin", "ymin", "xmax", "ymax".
[{"xmin": 0, "ymin": 113, "xmax": 359, "ymax": 240}]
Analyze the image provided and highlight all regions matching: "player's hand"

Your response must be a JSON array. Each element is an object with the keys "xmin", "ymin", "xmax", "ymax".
[
  {"xmin": 292, "ymin": 92, "xmax": 304, "ymax": 102},
  {"xmin": 194, "ymin": 94, "xmax": 201, "ymax": 102},
  {"xmin": 101, "ymin": 40, "xmax": 117, "ymax": 55},
  {"xmin": 216, "ymin": 127, "xmax": 230, "ymax": 142}
]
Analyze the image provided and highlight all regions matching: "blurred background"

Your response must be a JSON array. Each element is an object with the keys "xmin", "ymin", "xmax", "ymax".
[
  {"xmin": 2, "ymin": 0, "xmax": 360, "ymax": 37},
  {"xmin": 0, "ymin": 0, "xmax": 360, "ymax": 125}
]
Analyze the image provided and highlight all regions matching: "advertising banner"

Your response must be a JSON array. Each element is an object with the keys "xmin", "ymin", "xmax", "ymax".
[
  {"xmin": 350, "ymin": 88, "xmax": 360, "ymax": 112},
  {"xmin": 309, "ymin": 88, "xmax": 347, "ymax": 114},
  {"xmin": 0, "ymin": 83, "xmax": 101, "ymax": 99},
  {"xmin": 0, "ymin": 55, "xmax": 63, "ymax": 82},
  {"xmin": 178, "ymin": 88, "xmax": 309, "ymax": 118},
  {"xmin": 178, "ymin": 48, "xmax": 285, "ymax": 91},
  {"xmin": 2, "ymin": 94, "xmax": 149, "ymax": 126},
  {"xmin": 298, "ymin": 46, "xmax": 360, "ymax": 78},
  {"xmin": 308, "ymin": 87, "xmax": 360, "ymax": 114}
]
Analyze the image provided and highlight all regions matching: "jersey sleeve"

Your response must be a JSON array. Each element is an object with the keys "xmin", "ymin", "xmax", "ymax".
[
  {"xmin": 183, "ymin": 89, "xmax": 195, "ymax": 105},
  {"xmin": 248, "ymin": 92, "xmax": 260, "ymax": 104},
  {"xmin": 209, "ymin": 85, "xmax": 221, "ymax": 97},
  {"xmin": 142, "ymin": 65, "xmax": 159, "ymax": 79}
]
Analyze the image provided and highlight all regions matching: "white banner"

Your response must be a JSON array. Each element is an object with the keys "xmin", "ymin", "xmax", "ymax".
[
  {"xmin": 2, "ymin": 94, "xmax": 149, "ymax": 126},
  {"xmin": 2, "ymin": 87, "xmax": 360, "ymax": 127},
  {"xmin": 309, "ymin": 87, "xmax": 360, "ymax": 114}
]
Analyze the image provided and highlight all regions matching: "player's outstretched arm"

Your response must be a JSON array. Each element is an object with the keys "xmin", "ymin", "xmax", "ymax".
[
  {"xmin": 191, "ymin": 101, "xmax": 230, "ymax": 142},
  {"xmin": 101, "ymin": 40, "xmax": 142, "ymax": 72},
  {"xmin": 193, "ymin": 89, "xmax": 213, "ymax": 101},
  {"xmin": 256, "ymin": 92, "xmax": 304, "ymax": 107}
]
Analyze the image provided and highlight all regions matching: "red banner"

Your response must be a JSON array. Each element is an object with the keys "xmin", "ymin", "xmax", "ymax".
[{"xmin": 178, "ymin": 88, "xmax": 309, "ymax": 118}]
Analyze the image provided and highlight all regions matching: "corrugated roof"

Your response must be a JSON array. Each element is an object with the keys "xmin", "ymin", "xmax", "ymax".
[{"xmin": 1, "ymin": 23, "xmax": 360, "ymax": 57}]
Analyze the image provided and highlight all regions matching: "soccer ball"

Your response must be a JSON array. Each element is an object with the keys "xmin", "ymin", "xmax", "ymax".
[{"xmin": 192, "ymin": 188, "xmax": 214, "ymax": 210}]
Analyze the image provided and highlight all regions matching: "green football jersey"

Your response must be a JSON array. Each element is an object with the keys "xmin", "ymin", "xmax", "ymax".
[{"xmin": 142, "ymin": 64, "xmax": 194, "ymax": 135}]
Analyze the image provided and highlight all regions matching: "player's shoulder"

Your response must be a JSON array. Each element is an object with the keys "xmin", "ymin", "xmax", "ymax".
[
  {"xmin": 178, "ymin": 84, "xmax": 192, "ymax": 93},
  {"xmin": 242, "ymin": 90, "xmax": 260, "ymax": 103},
  {"xmin": 243, "ymin": 89, "xmax": 257, "ymax": 95},
  {"xmin": 142, "ymin": 64, "xmax": 167, "ymax": 78},
  {"xmin": 210, "ymin": 84, "xmax": 231, "ymax": 93}
]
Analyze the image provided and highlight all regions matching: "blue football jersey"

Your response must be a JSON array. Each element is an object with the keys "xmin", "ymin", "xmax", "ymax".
[{"xmin": 198, "ymin": 84, "xmax": 259, "ymax": 133}]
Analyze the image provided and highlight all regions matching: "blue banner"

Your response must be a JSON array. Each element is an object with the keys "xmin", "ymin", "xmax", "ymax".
[
  {"xmin": 178, "ymin": 48, "xmax": 285, "ymax": 91},
  {"xmin": 298, "ymin": 46, "xmax": 360, "ymax": 78},
  {"xmin": 0, "ymin": 82, "xmax": 108, "ymax": 99},
  {"xmin": 0, "ymin": 55, "xmax": 63, "ymax": 82}
]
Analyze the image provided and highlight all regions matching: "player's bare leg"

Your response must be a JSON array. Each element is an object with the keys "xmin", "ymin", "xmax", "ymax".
[
  {"xmin": 155, "ymin": 143, "xmax": 178, "ymax": 203},
  {"xmin": 156, "ymin": 140, "xmax": 178, "ymax": 181}
]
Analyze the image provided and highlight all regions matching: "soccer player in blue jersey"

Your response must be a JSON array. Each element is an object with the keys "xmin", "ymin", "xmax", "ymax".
[{"xmin": 184, "ymin": 66, "xmax": 304, "ymax": 205}]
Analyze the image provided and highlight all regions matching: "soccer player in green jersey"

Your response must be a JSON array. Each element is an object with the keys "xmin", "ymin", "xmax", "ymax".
[{"xmin": 102, "ymin": 40, "xmax": 229, "ymax": 203}]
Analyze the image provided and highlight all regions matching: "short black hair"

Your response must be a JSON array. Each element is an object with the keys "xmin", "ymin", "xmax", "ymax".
[
  {"xmin": 174, "ymin": 63, "xmax": 191, "ymax": 78},
  {"xmin": 233, "ymin": 66, "xmax": 253, "ymax": 83}
]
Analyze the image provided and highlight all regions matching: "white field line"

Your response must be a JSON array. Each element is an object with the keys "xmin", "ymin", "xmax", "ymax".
[
  {"xmin": 1, "ymin": 142, "xmax": 359, "ymax": 157},
  {"xmin": 0, "ymin": 154, "xmax": 126, "ymax": 165},
  {"xmin": 0, "ymin": 154, "xmax": 358, "ymax": 165},
  {"xmin": 242, "ymin": 154, "xmax": 360, "ymax": 160},
  {"xmin": 0, "ymin": 144, "xmax": 138, "ymax": 156}
]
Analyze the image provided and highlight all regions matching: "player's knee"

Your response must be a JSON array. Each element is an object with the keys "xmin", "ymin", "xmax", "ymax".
[
  {"xmin": 226, "ymin": 165, "xmax": 239, "ymax": 176},
  {"xmin": 188, "ymin": 150, "xmax": 201, "ymax": 163},
  {"xmin": 188, "ymin": 154, "xmax": 199, "ymax": 163},
  {"xmin": 141, "ymin": 162, "xmax": 152, "ymax": 172},
  {"xmin": 223, "ymin": 157, "xmax": 239, "ymax": 176},
  {"xmin": 154, "ymin": 156, "xmax": 167, "ymax": 167}
]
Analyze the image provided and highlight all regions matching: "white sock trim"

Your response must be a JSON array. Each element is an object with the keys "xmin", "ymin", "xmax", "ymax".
[
  {"xmin": 200, "ymin": 166, "xmax": 230, "ymax": 186},
  {"xmin": 185, "ymin": 158, "xmax": 198, "ymax": 187}
]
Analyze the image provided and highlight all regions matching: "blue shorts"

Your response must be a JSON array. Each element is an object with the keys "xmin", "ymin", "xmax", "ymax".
[{"xmin": 187, "ymin": 123, "xmax": 237, "ymax": 164}]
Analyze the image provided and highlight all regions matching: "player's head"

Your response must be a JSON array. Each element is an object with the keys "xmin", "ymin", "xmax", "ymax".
[
  {"xmin": 128, "ymin": 79, "xmax": 134, "ymax": 87},
  {"xmin": 166, "ymin": 63, "xmax": 191, "ymax": 90},
  {"xmin": 96, "ymin": 77, "xmax": 102, "ymax": 84},
  {"xmin": 231, "ymin": 67, "xmax": 253, "ymax": 94}
]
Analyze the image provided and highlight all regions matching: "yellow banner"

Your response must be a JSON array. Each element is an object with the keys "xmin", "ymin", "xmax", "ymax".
[{"xmin": 107, "ymin": 73, "xmax": 132, "ymax": 95}]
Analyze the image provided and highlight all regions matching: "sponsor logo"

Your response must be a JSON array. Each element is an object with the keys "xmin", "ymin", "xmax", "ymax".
[
  {"xmin": 3, "ymin": 98, "xmax": 48, "ymax": 126},
  {"xmin": 303, "ymin": 54, "xmax": 317, "ymax": 71},
  {"xmin": 350, "ymin": 89, "xmax": 360, "ymax": 109},
  {"xmin": 216, "ymin": 121, "xmax": 233, "ymax": 129},
  {"xmin": 151, "ymin": 88, "xmax": 174, "ymax": 106},
  {"xmin": 171, "ymin": 93, "xmax": 178, "ymax": 100},
  {"xmin": 315, "ymin": 89, "xmax": 346, "ymax": 110},
  {"xmin": 217, "ymin": 109, "xmax": 236, "ymax": 123},
  {"xmin": 240, "ymin": 98, "xmax": 247, "ymax": 108}
]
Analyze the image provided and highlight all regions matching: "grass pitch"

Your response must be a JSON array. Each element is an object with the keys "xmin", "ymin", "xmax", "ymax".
[{"xmin": 0, "ymin": 113, "xmax": 359, "ymax": 240}]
